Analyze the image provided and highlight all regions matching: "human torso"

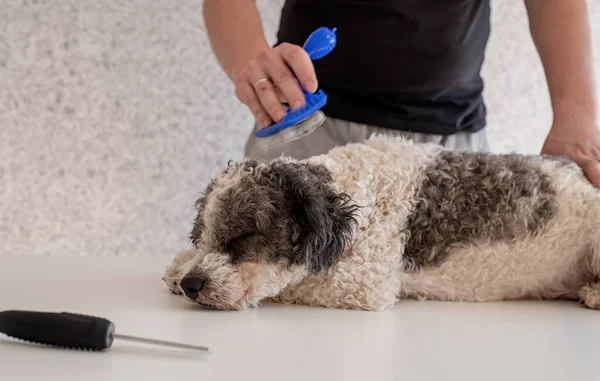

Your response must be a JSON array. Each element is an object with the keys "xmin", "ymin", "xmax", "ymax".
[{"xmin": 277, "ymin": 0, "xmax": 491, "ymax": 135}]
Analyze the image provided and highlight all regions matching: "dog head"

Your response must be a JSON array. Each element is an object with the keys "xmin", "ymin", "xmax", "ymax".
[{"xmin": 176, "ymin": 158, "xmax": 359, "ymax": 310}]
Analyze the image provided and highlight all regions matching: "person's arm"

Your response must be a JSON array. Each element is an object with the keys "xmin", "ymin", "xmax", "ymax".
[
  {"xmin": 524, "ymin": 0, "xmax": 600, "ymax": 186},
  {"xmin": 203, "ymin": 0, "xmax": 317, "ymax": 127},
  {"xmin": 203, "ymin": 0, "xmax": 269, "ymax": 80}
]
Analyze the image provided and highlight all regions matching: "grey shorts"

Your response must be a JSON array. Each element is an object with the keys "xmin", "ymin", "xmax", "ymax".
[{"xmin": 244, "ymin": 117, "xmax": 489, "ymax": 161}]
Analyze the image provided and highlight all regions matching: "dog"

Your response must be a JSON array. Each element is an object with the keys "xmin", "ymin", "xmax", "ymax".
[{"xmin": 163, "ymin": 135, "xmax": 600, "ymax": 311}]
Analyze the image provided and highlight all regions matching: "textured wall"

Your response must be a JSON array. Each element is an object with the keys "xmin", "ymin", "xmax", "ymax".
[{"xmin": 1, "ymin": 1, "xmax": 599, "ymax": 257}]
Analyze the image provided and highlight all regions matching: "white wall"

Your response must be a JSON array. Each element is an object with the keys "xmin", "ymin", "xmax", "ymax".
[{"xmin": 1, "ymin": 1, "xmax": 599, "ymax": 257}]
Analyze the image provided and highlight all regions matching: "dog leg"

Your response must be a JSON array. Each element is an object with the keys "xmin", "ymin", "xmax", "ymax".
[
  {"xmin": 578, "ymin": 282, "xmax": 600, "ymax": 310},
  {"xmin": 578, "ymin": 223, "xmax": 600, "ymax": 309},
  {"xmin": 163, "ymin": 249, "xmax": 198, "ymax": 295}
]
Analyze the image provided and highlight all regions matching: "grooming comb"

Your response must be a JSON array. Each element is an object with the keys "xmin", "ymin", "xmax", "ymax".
[{"xmin": 253, "ymin": 26, "xmax": 338, "ymax": 149}]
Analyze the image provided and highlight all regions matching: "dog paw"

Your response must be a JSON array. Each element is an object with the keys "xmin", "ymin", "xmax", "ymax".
[
  {"xmin": 163, "ymin": 266, "xmax": 183, "ymax": 295},
  {"xmin": 578, "ymin": 282, "xmax": 600, "ymax": 310},
  {"xmin": 163, "ymin": 277, "xmax": 182, "ymax": 295},
  {"xmin": 163, "ymin": 249, "xmax": 198, "ymax": 295}
]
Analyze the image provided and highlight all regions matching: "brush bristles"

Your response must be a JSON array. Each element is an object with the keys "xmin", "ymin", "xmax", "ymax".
[{"xmin": 256, "ymin": 112, "xmax": 326, "ymax": 150}]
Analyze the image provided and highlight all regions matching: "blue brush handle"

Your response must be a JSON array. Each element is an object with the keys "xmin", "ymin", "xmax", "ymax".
[
  {"xmin": 303, "ymin": 27, "xmax": 338, "ymax": 61},
  {"xmin": 254, "ymin": 27, "xmax": 337, "ymax": 139}
]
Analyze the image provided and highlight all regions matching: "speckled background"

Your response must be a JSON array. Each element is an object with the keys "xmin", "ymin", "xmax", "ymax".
[{"xmin": 1, "ymin": 1, "xmax": 599, "ymax": 257}]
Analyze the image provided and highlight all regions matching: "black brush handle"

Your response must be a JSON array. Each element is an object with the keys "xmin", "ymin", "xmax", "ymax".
[{"xmin": 0, "ymin": 310, "xmax": 115, "ymax": 350}]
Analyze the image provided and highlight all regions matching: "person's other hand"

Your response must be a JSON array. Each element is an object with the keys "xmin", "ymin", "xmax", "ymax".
[
  {"xmin": 232, "ymin": 43, "xmax": 318, "ymax": 128},
  {"xmin": 541, "ymin": 113, "xmax": 600, "ymax": 188}
]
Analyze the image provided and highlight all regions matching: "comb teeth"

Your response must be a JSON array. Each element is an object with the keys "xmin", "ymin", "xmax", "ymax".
[
  {"xmin": 254, "ymin": 90, "xmax": 327, "ymax": 139},
  {"xmin": 255, "ymin": 111, "xmax": 326, "ymax": 149},
  {"xmin": 283, "ymin": 90, "xmax": 327, "ymax": 123}
]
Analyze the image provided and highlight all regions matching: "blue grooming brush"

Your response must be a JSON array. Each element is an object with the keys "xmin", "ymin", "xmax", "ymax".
[{"xmin": 254, "ymin": 26, "xmax": 337, "ymax": 148}]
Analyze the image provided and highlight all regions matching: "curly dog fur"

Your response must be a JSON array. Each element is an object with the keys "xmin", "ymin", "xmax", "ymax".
[{"xmin": 163, "ymin": 136, "xmax": 600, "ymax": 311}]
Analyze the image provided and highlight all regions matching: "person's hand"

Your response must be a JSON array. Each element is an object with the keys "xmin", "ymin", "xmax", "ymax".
[
  {"xmin": 541, "ymin": 113, "xmax": 600, "ymax": 188},
  {"xmin": 231, "ymin": 43, "xmax": 318, "ymax": 128}
]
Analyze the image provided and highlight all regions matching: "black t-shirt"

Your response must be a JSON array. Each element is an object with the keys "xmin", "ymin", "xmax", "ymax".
[{"xmin": 276, "ymin": 0, "xmax": 491, "ymax": 135}]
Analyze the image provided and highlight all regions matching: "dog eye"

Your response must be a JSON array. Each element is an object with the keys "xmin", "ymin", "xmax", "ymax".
[{"xmin": 225, "ymin": 232, "xmax": 254, "ymax": 253}]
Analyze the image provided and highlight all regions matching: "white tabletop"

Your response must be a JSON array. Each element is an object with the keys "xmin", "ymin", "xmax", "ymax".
[{"xmin": 0, "ymin": 255, "xmax": 597, "ymax": 381}]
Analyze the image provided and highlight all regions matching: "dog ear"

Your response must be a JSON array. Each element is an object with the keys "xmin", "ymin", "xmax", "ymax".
[
  {"xmin": 189, "ymin": 177, "xmax": 218, "ymax": 247},
  {"xmin": 282, "ymin": 163, "xmax": 358, "ymax": 274}
]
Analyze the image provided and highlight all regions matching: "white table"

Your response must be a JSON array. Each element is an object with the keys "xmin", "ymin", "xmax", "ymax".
[{"xmin": 0, "ymin": 255, "xmax": 597, "ymax": 381}]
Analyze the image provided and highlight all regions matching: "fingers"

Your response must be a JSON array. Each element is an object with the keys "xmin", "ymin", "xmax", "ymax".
[
  {"xmin": 277, "ymin": 43, "xmax": 318, "ymax": 93},
  {"xmin": 274, "ymin": 87, "xmax": 288, "ymax": 104},
  {"xmin": 232, "ymin": 43, "xmax": 318, "ymax": 129},
  {"xmin": 234, "ymin": 82, "xmax": 272, "ymax": 128},
  {"xmin": 249, "ymin": 69, "xmax": 287, "ymax": 123},
  {"xmin": 233, "ymin": 65, "xmax": 286, "ymax": 127},
  {"xmin": 259, "ymin": 49, "xmax": 306, "ymax": 111}
]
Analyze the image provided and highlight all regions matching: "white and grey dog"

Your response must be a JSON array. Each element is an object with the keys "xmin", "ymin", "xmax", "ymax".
[{"xmin": 163, "ymin": 136, "xmax": 600, "ymax": 311}]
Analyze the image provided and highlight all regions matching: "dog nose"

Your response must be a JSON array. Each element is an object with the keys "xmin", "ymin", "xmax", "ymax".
[{"xmin": 180, "ymin": 276, "xmax": 206, "ymax": 299}]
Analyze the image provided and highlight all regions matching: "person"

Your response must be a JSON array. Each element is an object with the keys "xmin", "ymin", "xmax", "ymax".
[{"xmin": 203, "ymin": 0, "xmax": 600, "ymax": 187}]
